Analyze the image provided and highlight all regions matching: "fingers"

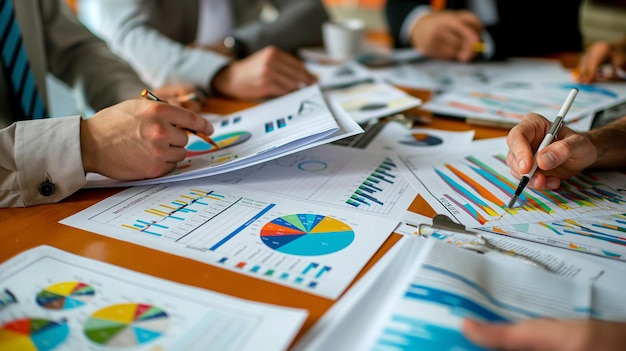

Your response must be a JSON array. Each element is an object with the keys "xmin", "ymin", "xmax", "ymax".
[
  {"xmin": 261, "ymin": 48, "xmax": 316, "ymax": 96},
  {"xmin": 171, "ymin": 113, "xmax": 214, "ymax": 143},
  {"xmin": 506, "ymin": 113, "xmax": 549, "ymax": 175},
  {"xmin": 212, "ymin": 46, "xmax": 315, "ymax": 99},
  {"xmin": 462, "ymin": 319, "xmax": 572, "ymax": 351},
  {"xmin": 445, "ymin": 11, "xmax": 483, "ymax": 62},
  {"xmin": 82, "ymin": 100, "xmax": 209, "ymax": 181},
  {"xmin": 576, "ymin": 41, "xmax": 612, "ymax": 84}
]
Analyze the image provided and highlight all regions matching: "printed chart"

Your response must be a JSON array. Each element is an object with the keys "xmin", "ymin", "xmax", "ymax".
[
  {"xmin": 186, "ymin": 131, "xmax": 251, "ymax": 156},
  {"xmin": 85, "ymin": 84, "xmax": 361, "ymax": 187},
  {"xmin": 401, "ymin": 138, "xmax": 626, "ymax": 260},
  {"xmin": 0, "ymin": 246, "xmax": 307, "ymax": 351},
  {"xmin": 36, "ymin": 282, "xmax": 95, "ymax": 310},
  {"xmin": 210, "ymin": 144, "xmax": 417, "ymax": 219},
  {"xmin": 0, "ymin": 318, "xmax": 69, "ymax": 351},
  {"xmin": 370, "ymin": 239, "xmax": 590, "ymax": 351},
  {"xmin": 371, "ymin": 58, "xmax": 626, "ymax": 126},
  {"xmin": 84, "ymin": 303, "xmax": 168, "ymax": 346},
  {"xmin": 260, "ymin": 214, "xmax": 355, "ymax": 256},
  {"xmin": 61, "ymin": 180, "xmax": 396, "ymax": 299},
  {"xmin": 361, "ymin": 123, "xmax": 475, "ymax": 156}
]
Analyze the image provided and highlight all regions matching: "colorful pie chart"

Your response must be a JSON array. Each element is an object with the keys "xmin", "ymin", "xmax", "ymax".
[
  {"xmin": 260, "ymin": 214, "xmax": 355, "ymax": 256},
  {"xmin": 84, "ymin": 303, "xmax": 169, "ymax": 346},
  {"xmin": 36, "ymin": 281, "xmax": 95, "ymax": 310},
  {"xmin": 0, "ymin": 318, "xmax": 69, "ymax": 351},
  {"xmin": 399, "ymin": 133, "xmax": 443, "ymax": 146},
  {"xmin": 187, "ymin": 131, "xmax": 251, "ymax": 156}
]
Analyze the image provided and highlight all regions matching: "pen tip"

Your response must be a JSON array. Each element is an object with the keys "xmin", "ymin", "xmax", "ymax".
[{"xmin": 507, "ymin": 196, "xmax": 517, "ymax": 209}]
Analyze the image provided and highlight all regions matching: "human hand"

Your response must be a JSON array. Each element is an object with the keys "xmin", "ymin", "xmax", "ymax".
[
  {"xmin": 151, "ymin": 85, "xmax": 204, "ymax": 112},
  {"xmin": 409, "ymin": 10, "xmax": 483, "ymax": 62},
  {"xmin": 211, "ymin": 46, "xmax": 317, "ymax": 100},
  {"xmin": 506, "ymin": 113, "xmax": 598, "ymax": 190},
  {"xmin": 575, "ymin": 38, "xmax": 626, "ymax": 84},
  {"xmin": 462, "ymin": 318, "xmax": 626, "ymax": 351},
  {"xmin": 80, "ymin": 99, "xmax": 213, "ymax": 180}
]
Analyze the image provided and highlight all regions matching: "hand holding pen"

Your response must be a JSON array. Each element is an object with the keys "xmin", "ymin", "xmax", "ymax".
[
  {"xmin": 141, "ymin": 89, "xmax": 220, "ymax": 149},
  {"xmin": 507, "ymin": 89, "xmax": 580, "ymax": 208}
]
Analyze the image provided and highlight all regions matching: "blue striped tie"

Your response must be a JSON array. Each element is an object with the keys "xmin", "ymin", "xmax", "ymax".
[{"xmin": 0, "ymin": 0, "xmax": 47, "ymax": 120}]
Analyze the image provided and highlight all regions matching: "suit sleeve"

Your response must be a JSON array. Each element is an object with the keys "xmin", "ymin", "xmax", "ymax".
[
  {"xmin": 232, "ymin": 0, "xmax": 330, "ymax": 54},
  {"xmin": 385, "ymin": 0, "xmax": 429, "ymax": 48},
  {"xmin": 41, "ymin": 0, "xmax": 147, "ymax": 111},
  {"xmin": 73, "ymin": 0, "xmax": 230, "ymax": 91}
]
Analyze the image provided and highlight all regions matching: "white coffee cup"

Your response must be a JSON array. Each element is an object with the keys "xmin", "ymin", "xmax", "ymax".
[{"xmin": 322, "ymin": 19, "xmax": 365, "ymax": 60}]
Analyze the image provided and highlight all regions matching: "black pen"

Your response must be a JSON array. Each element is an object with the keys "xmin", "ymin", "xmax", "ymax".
[
  {"xmin": 508, "ymin": 88, "xmax": 579, "ymax": 208},
  {"xmin": 141, "ymin": 89, "xmax": 219, "ymax": 149}
]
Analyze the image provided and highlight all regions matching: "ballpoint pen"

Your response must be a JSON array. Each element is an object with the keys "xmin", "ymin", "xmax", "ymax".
[
  {"xmin": 507, "ymin": 88, "xmax": 579, "ymax": 208},
  {"xmin": 140, "ymin": 89, "xmax": 219, "ymax": 149}
]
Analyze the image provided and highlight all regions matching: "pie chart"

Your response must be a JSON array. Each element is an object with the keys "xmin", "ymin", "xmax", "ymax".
[
  {"xmin": 84, "ymin": 303, "xmax": 169, "ymax": 346},
  {"xmin": 36, "ymin": 281, "xmax": 95, "ymax": 310},
  {"xmin": 399, "ymin": 133, "xmax": 443, "ymax": 146},
  {"xmin": 260, "ymin": 214, "xmax": 355, "ymax": 256},
  {"xmin": 0, "ymin": 318, "xmax": 69, "ymax": 351},
  {"xmin": 187, "ymin": 131, "xmax": 251, "ymax": 156}
]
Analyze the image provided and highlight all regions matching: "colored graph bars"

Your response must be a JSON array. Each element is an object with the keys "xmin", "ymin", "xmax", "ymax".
[
  {"xmin": 218, "ymin": 256, "xmax": 332, "ymax": 289},
  {"xmin": 265, "ymin": 116, "xmax": 292, "ymax": 133},
  {"xmin": 489, "ymin": 213, "xmax": 626, "ymax": 261},
  {"xmin": 428, "ymin": 153, "xmax": 626, "ymax": 227},
  {"xmin": 346, "ymin": 157, "xmax": 398, "ymax": 210},
  {"xmin": 119, "ymin": 188, "xmax": 227, "ymax": 237}
]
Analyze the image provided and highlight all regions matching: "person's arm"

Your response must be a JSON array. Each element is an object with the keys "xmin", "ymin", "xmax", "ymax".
[
  {"xmin": 76, "ymin": 0, "xmax": 230, "ymax": 91},
  {"xmin": 506, "ymin": 113, "xmax": 626, "ymax": 190},
  {"xmin": 584, "ymin": 115, "xmax": 626, "ymax": 168},
  {"xmin": 462, "ymin": 318, "xmax": 626, "ymax": 351},
  {"xmin": 230, "ymin": 0, "xmax": 329, "ymax": 54},
  {"xmin": 0, "ymin": 99, "xmax": 212, "ymax": 208},
  {"xmin": 43, "ymin": 0, "xmax": 148, "ymax": 110}
]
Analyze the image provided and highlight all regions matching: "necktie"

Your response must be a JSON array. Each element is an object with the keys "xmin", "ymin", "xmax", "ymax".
[{"xmin": 0, "ymin": 0, "xmax": 47, "ymax": 120}]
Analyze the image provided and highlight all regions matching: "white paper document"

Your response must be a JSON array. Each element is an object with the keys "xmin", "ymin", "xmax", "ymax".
[
  {"xmin": 0, "ymin": 246, "xmax": 307, "ymax": 351},
  {"xmin": 296, "ymin": 237, "xmax": 595, "ymax": 351},
  {"xmin": 60, "ymin": 180, "xmax": 397, "ymax": 299},
  {"xmin": 323, "ymin": 81, "xmax": 422, "ymax": 124},
  {"xmin": 85, "ymin": 85, "xmax": 362, "ymax": 188},
  {"xmin": 209, "ymin": 144, "xmax": 419, "ymax": 219},
  {"xmin": 360, "ymin": 122, "xmax": 475, "ymax": 155},
  {"xmin": 371, "ymin": 58, "xmax": 626, "ymax": 126},
  {"xmin": 399, "ymin": 137, "xmax": 626, "ymax": 261},
  {"xmin": 368, "ymin": 238, "xmax": 592, "ymax": 350}
]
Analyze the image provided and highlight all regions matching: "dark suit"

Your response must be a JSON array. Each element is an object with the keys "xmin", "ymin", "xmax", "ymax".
[{"xmin": 385, "ymin": 0, "xmax": 583, "ymax": 60}]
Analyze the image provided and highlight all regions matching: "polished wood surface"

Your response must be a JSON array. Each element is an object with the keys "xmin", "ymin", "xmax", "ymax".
[{"xmin": 0, "ymin": 83, "xmax": 512, "ymax": 346}]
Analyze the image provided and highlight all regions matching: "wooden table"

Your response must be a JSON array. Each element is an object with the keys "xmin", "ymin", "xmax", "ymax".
[{"xmin": 0, "ymin": 90, "xmax": 511, "ymax": 346}]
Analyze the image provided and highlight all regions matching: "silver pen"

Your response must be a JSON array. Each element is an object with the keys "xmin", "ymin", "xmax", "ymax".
[{"xmin": 508, "ymin": 88, "xmax": 579, "ymax": 208}]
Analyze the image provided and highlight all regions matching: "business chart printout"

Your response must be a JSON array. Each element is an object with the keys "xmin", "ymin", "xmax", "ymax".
[
  {"xmin": 60, "ymin": 181, "xmax": 397, "ymax": 299},
  {"xmin": 400, "ymin": 138, "xmax": 626, "ymax": 260},
  {"xmin": 0, "ymin": 246, "xmax": 307, "ymax": 351},
  {"xmin": 86, "ymin": 84, "xmax": 362, "ymax": 188},
  {"xmin": 210, "ymin": 144, "xmax": 418, "ymax": 219},
  {"xmin": 368, "ymin": 239, "xmax": 591, "ymax": 351}
]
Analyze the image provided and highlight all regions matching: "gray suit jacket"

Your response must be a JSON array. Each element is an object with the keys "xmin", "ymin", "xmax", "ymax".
[
  {"xmin": 78, "ymin": 0, "xmax": 329, "ymax": 90},
  {"xmin": 0, "ymin": 0, "xmax": 147, "ymax": 207}
]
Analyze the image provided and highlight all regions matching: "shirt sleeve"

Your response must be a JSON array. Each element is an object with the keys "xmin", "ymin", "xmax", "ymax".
[
  {"xmin": 76, "ymin": 0, "xmax": 231, "ymax": 92},
  {"xmin": 0, "ymin": 116, "xmax": 86, "ymax": 207}
]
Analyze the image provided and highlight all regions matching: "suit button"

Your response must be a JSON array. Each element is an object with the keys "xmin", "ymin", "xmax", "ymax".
[{"xmin": 39, "ymin": 181, "xmax": 55, "ymax": 197}]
